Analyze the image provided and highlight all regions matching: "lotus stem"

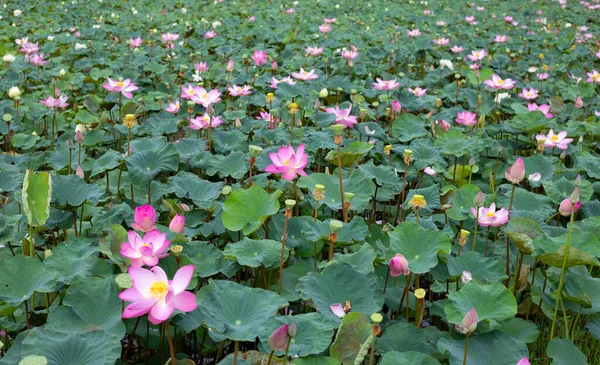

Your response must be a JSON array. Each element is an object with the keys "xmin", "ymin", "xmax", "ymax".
[
  {"xmin": 550, "ymin": 208, "xmax": 575, "ymax": 340},
  {"xmin": 278, "ymin": 208, "xmax": 290, "ymax": 295},
  {"xmin": 504, "ymin": 184, "xmax": 516, "ymax": 287},
  {"xmin": 462, "ymin": 333, "xmax": 469, "ymax": 365},
  {"xmin": 233, "ymin": 340, "xmax": 239, "ymax": 365},
  {"xmin": 282, "ymin": 337, "xmax": 291, "ymax": 365},
  {"xmin": 267, "ymin": 350, "xmax": 275, "ymax": 365},
  {"xmin": 472, "ymin": 210, "xmax": 479, "ymax": 251}
]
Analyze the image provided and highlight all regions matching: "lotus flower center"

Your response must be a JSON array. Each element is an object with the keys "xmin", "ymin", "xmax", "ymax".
[
  {"xmin": 141, "ymin": 243, "xmax": 150, "ymax": 247},
  {"xmin": 149, "ymin": 281, "xmax": 169, "ymax": 299},
  {"xmin": 486, "ymin": 211, "xmax": 495, "ymax": 217},
  {"xmin": 497, "ymin": 79, "xmax": 504, "ymax": 85},
  {"xmin": 551, "ymin": 135, "xmax": 559, "ymax": 142},
  {"xmin": 116, "ymin": 82, "xmax": 124, "ymax": 87},
  {"xmin": 283, "ymin": 159, "xmax": 290, "ymax": 166},
  {"xmin": 593, "ymin": 74, "xmax": 600, "ymax": 82},
  {"xmin": 188, "ymin": 90, "xmax": 195, "ymax": 95}
]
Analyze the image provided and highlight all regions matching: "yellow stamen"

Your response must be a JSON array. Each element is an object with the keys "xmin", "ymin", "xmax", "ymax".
[
  {"xmin": 550, "ymin": 135, "xmax": 559, "ymax": 142},
  {"xmin": 149, "ymin": 281, "xmax": 169, "ymax": 299},
  {"xmin": 486, "ymin": 211, "xmax": 495, "ymax": 217},
  {"xmin": 116, "ymin": 82, "xmax": 124, "ymax": 87}
]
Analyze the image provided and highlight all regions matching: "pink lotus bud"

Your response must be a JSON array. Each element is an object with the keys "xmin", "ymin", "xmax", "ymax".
[
  {"xmin": 559, "ymin": 198, "xmax": 581, "ymax": 217},
  {"xmin": 75, "ymin": 164, "xmax": 85, "ymax": 179},
  {"xmin": 570, "ymin": 186, "xmax": 580, "ymax": 205},
  {"xmin": 528, "ymin": 172, "xmax": 541, "ymax": 182},
  {"xmin": 424, "ymin": 166, "xmax": 436, "ymax": 176},
  {"xmin": 389, "ymin": 254, "xmax": 410, "ymax": 277},
  {"xmin": 474, "ymin": 191, "xmax": 485, "ymax": 207},
  {"xmin": 330, "ymin": 303, "xmax": 346, "ymax": 318},
  {"xmin": 469, "ymin": 157, "xmax": 475, "ymax": 166},
  {"xmin": 461, "ymin": 271, "xmax": 472, "ymax": 283},
  {"xmin": 391, "ymin": 100, "xmax": 401, "ymax": 113},
  {"xmin": 75, "ymin": 130, "xmax": 84, "ymax": 144},
  {"xmin": 271, "ymin": 60, "xmax": 278, "ymax": 70},
  {"xmin": 505, "ymin": 157, "xmax": 525, "ymax": 184},
  {"xmin": 268, "ymin": 323, "xmax": 290, "ymax": 351},
  {"xmin": 226, "ymin": 59, "xmax": 234, "ymax": 72},
  {"xmin": 169, "ymin": 214, "xmax": 185, "ymax": 234},
  {"xmin": 457, "ymin": 308, "xmax": 478, "ymax": 334},
  {"xmin": 67, "ymin": 139, "xmax": 74, "ymax": 148},
  {"xmin": 438, "ymin": 119, "xmax": 451, "ymax": 132},
  {"xmin": 206, "ymin": 105, "xmax": 215, "ymax": 115},
  {"xmin": 516, "ymin": 358, "xmax": 531, "ymax": 365},
  {"xmin": 180, "ymin": 203, "xmax": 190, "ymax": 212},
  {"xmin": 131, "ymin": 205, "xmax": 157, "ymax": 232},
  {"xmin": 575, "ymin": 96, "xmax": 584, "ymax": 109}
]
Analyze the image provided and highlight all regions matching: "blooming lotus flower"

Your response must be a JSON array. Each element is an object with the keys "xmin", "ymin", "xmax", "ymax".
[
  {"xmin": 189, "ymin": 114, "xmax": 223, "ymax": 130},
  {"xmin": 319, "ymin": 24, "xmax": 332, "ymax": 33},
  {"xmin": 436, "ymin": 21, "xmax": 446, "ymax": 26},
  {"xmin": 484, "ymin": 74, "xmax": 516, "ymax": 90},
  {"xmin": 494, "ymin": 34, "xmax": 508, "ymax": 43},
  {"xmin": 131, "ymin": 205, "xmax": 157, "ymax": 232},
  {"xmin": 535, "ymin": 129, "xmax": 573, "ymax": 150},
  {"xmin": 341, "ymin": 49, "xmax": 358, "ymax": 60},
  {"xmin": 119, "ymin": 265, "xmax": 197, "ymax": 325},
  {"xmin": 389, "ymin": 254, "xmax": 410, "ymax": 277},
  {"xmin": 161, "ymin": 33, "xmax": 180, "ymax": 43},
  {"xmin": 559, "ymin": 198, "xmax": 581, "ymax": 217},
  {"xmin": 433, "ymin": 37, "xmax": 449, "ymax": 46},
  {"xmin": 270, "ymin": 76, "xmax": 297, "ymax": 89},
  {"xmin": 20, "ymin": 41, "xmax": 39, "ymax": 55},
  {"xmin": 129, "ymin": 37, "xmax": 143, "ymax": 47},
  {"xmin": 252, "ymin": 50, "xmax": 268, "ymax": 66},
  {"xmin": 291, "ymin": 68, "xmax": 319, "ymax": 81},
  {"xmin": 455, "ymin": 111, "xmax": 477, "ymax": 126},
  {"xmin": 451, "ymin": 45, "xmax": 464, "ymax": 53},
  {"xmin": 516, "ymin": 358, "xmax": 531, "ymax": 365},
  {"xmin": 286, "ymin": 8, "xmax": 295, "ymax": 14},
  {"xmin": 424, "ymin": 166, "xmax": 436, "ymax": 176},
  {"xmin": 268, "ymin": 323, "xmax": 295, "ymax": 351},
  {"xmin": 330, "ymin": 303, "xmax": 346, "ymax": 318},
  {"xmin": 456, "ymin": 308, "xmax": 478, "ymax": 334},
  {"xmin": 120, "ymin": 230, "xmax": 170, "ymax": 267},
  {"xmin": 305, "ymin": 46, "xmax": 323, "ymax": 57},
  {"xmin": 165, "ymin": 100, "xmax": 180, "ymax": 114},
  {"xmin": 15, "ymin": 37, "xmax": 29, "ymax": 46},
  {"xmin": 28, "ymin": 53, "xmax": 48, "ymax": 66},
  {"xmin": 505, "ymin": 157, "xmax": 525, "ymax": 184},
  {"xmin": 528, "ymin": 172, "xmax": 541, "ymax": 182},
  {"xmin": 519, "ymin": 88, "xmax": 538, "ymax": 100},
  {"xmin": 169, "ymin": 214, "xmax": 185, "ymax": 234},
  {"xmin": 194, "ymin": 62, "xmax": 209, "ymax": 72},
  {"xmin": 440, "ymin": 59, "xmax": 454, "ymax": 70},
  {"xmin": 228, "ymin": 84, "xmax": 252, "ymax": 97},
  {"xmin": 326, "ymin": 105, "xmax": 358, "ymax": 128},
  {"xmin": 190, "ymin": 88, "xmax": 222, "ymax": 108},
  {"xmin": 504, "ymin": 16, "xmax": 514, "ymax": 22},
  {"xmin": 39, "ymin": 95, "xmax": 69, "ymax": 109},
  {"xmin": 264, "ymin": 144, "xmax": 309, "ymax": 181},
  {"xmin": 324, "ymin": 17, "xmax": 337, "ymax": 23},
  {"xmin": 102, "ymin": 77, "xmax": 139, "ymax": 99},
  {"xmin": 527, "ymin": 103, "xmax": 553, "ymax": 118},
  {"xmin": 372, "ymin": 78, "xmax": 400, "ymax": 90},
  {"xmin": 536, "ymin": 73, "xmax": 549, "ymax": 80},
  {"xmin": 467, "ymin": 49, "xmax": 487, "ymax": 61},
  {"xmin": 407, "ymin": 29, "xmax": 421, "ymax": 37},
  {"xmin": 586, "ymin": 70, "xmax": 600, "ymax": 83},
  {"xmin": 465, "ymin": 16, "xmax": 477, "ymax": 24},
  {"xmin": 181, "ymin": 84, "xmax": 200, "ymax": 99},
  {"xmin": 408, "ymin": 87, "xmax": 428, "ymax": 98},
  {"xmin": 256, "ymin": 111, "xmax": 278, "ymax": 129},
  {"xmin": 470, "ymin": 203, "xmax": 509, "ymax": 227}
]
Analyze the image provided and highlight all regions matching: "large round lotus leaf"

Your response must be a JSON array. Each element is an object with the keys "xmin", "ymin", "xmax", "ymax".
[
  {"xmin": 126, "ymin": 144, "xmax": 180, "ymax": 185},
  {"xmin": 434, "ymin": 130, "xmax": 484, "ymax": 157},
  {"xmin": 271, "ymin": 260, "xmax": 316, "ymax": 302},
  {"xmin": 358, "ymin": 160, "xmax": 403, "ymax": 189},
  {"xmin": 497, "ymin": 186, "xmax": 554, "ymax": 221},
  {"xmin": 259, "ymin": 313, "xmax": 334, "ymax": 357},
  {"xmin": 391, "ymin": 114, "xmax": 428, "ymax": 142},
  {"xmin": 168, "ymin": 171, "xmax": 224, "ymax": 209},
  {"xmin": 446, "ymin": 252, "xmax": 506, "ymax": 284},
  {"xmin": 387, "ymin": 222, "xmax": 452, "ymax": 274},
  {"xmin": 83, "ymin": 150, "xmax": 122, "ymax": 177},
  {"xmin": 43, "ymin": 238, "xmax": 103, "ymax": 284},
  {"xmin": 546, "ymin": 338, "xmax": 587, "ymax": 365},
  {"xmin": 297, "ymin": 172, "xmax": 376, "ymax": 212},
  {"xmin": 503, "ymin": 217, "xmax": 544, "ymax": 254},
  {"xmin": 0, "ymin": 255, "xmax": 57, "ymax": 306},
  {"xmin": 573, "ymin": 216, "xmax": 600, "ymax": 239},
  {"xmin": 300, "ymin": 216, "xmax": 369, "ymax": 246},
  {"xmin": 509, "ymin": 111, "xmax": 554, "ymax": 133},
  {"xmin": 563, "ymin": 266, "xmax": 600, "ymax": 311},
  {"xmin": 52, "ymin": 175, "xmax": 104, "ymax": 207},
  {"xmin": 330, "ymin": 243, "xmax": 377, "ymax": 275},
  {"xmin": 376, "ymin": 323, "xmax": 448, "ymax": 356},
  {"xmin": 223, "ymin": 237, "xmax": 289, "ymax": 268},
  {"xmin": 445, "ymin": 184, "xmax": 481, "ymax": 221},
  {"xmin": 534, "ymin": 231, "xmax": 600, "ymax": 268},
  {"xmin": 543, "ymin": 177, "xmax": 594, "ymax": 205},
  {"xmin": 11, "ymin": 328, "xmax": 121, "ymax": 365},
  {"xmin": 191, "ymin": 151, "xmax": 249, "ymax": 179},
  {"xmin": 522, "ymin": 154, "xmax": 558, "ymax": 186},
  {"xmin": 445, "ymin": 282, "xmax": 517, "ymax": 330},
  {"xmin": 181, "ymin": 242, "xmax": 231, "ymax": 278},
  {"xmin": 379, "ymin": 351, "xmax": 441, "ymax": 365},
  {"xmin": 574, "ymin": 152, "xmax": 600, "ymax": 179},
  {"xmin": 45, "ymin": 276, "xmax": 125, "ymax": 337},
  {"xmin": 0, "ymin": 215, "xmax": 20, "ymax": 242},
  {"xmin": 172, "ymin": 307, "xmax": 204, "ymax": 333},
  {"xmin": 222, "ymin": 185, "xmax": 282, "ymax": 235},
  {"xmin": 585, "ymin": 317, "xmax": 600, "ymax": 340},
  {"xmin": 410, "ymin": 143, "xmax": 446, "ymax": 171},
  {"xmin": 297, "ymin": 263, "xmax": 384, "ymax": 325},
  {"xmin": 497, "ymin": 318, "xmax": 539, "ymax": 344},
  {"xmin": 437, "ymin": 331, "xmax": 528, "ymax": 365},
  {"xmin": 292, "ymin": 356, "xmax": 341, "ymax": 365},
  {"xmin": 329, "ymin": 312, "xmax": 372, "ymax": 365},
  {"xmin": 197, "ymin": 280, "xmax": 288, "ymax": 342}
]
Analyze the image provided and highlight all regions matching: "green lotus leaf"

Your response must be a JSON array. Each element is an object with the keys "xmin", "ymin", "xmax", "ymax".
[
  {"xmin": 358, "ymin": 160, "xmax": 403, "ymax": 189},
  {"xmin": 434, "ymin": 130, "xmax": 484, "ymax": 157},
  {"xmin": 326, "ymin": 142, "xmax": 374, "ymax": 167},
  {"xmin": 379, "ymin": 351, "xmax": 441, "ymax": 365},
  {"xmin": 447, "ymin": 252, "xmax": 507, "ymax": 284},
  {"xmin": 126, "ymin": 144, "xmax": 179, "ymax": 185},
  {"xmin": 387, "ymin": 222, "xmax": 452, "ymax": 274},
  {"xmin": 543, "ymin": 177, "xmax": 593, "ymax": 204},
  {"xmin": 197, "ymin": 280, "xmax": 288, "ymax": 342},
  {"xmin": 497, "ymin": 186, "xmax": 554, "ymax": 221},
  {"xmin": 43, "ymin": 238, "xmax": 104, "ymax": 284},
  {"xmin": 192, "ymin": 151, "xmax": 249, "ymax": 179},
  {"xmin": 12, "ymin": 133, "xmax": 39, "ymax": 149},
  {"xmin": 168, "ymin": 171, "xmax": 224, "ymax": 209},
  {"xmin": 222, "ymin": 185, "xmax": 282, "ymax": 235},
  {"xmin": 329, "ymin": 312, "xmax": 372, "ymax": 365},
  {"xmin": 83, "ymin": 149, "xmax": 122, "ymax": 178},
  {"xmin": 546, "ymin": 338, "xmax": 587, "ymax": 365},
  {"xmin": 445, "ymin": 184, "xmax": 480, "ymax": 221},
  {"xmin": 437, "ymin": 331, "xmax": 528, "ymax": 365},
  {"xmin": 563, "ymin": 266, "xmax": 600, "ymax": 311},
  {"xmin": 212, "ymin": 129, "xmax": 248, "ymax": 155},
  {"xmin": 223, "ymin": 237, "xmax": 289, "ymax": 268},
  {"xmin": 216, "ymin": 354, "xmax": 250, "ymax": 365},
  {"xmin": 0, "ymin": 255, "xmax": 57, "ymax": 306},
  {"xmin": 259, "ymin": 313, "xmax": 334, "ymax": 357},
  {"xmin": 574, "ymin": 152, "xmax": 600, "ymax": 179},
  {"xmin": 52, "ymin": 175, "xmax": 104, "ymax": 207},
  {"xmin": 98, "ymin": 224, "xmax": 129, "ymax": 272},
  {"xmin": 297, "ymin": 172, "xmax": 376, "ymax": 212},
  {"xmin": 522, "ymin": 154, "xmax": 559, "ymax": 186},
  {"xmin": 503, "ymin": 217, "xmax": 544, "ymax": 255},
  {"xmin": 391, "ymin": 114, "xmax": 428, "ymax": 142},
  {"xmin": 509, "ymin": 111, "xmax": 555, "ymax": 133},
  {"xmin": 181, "ymin": 241, "xmax": 231, "ymax": 278},
  {"xmin": 410, "ymin": 143, "xmax": 446, "ymax": 171},
  {"xmin": 403, "ymin": 184, "xmax": 442, "ymax": 211},
  {"xmin": 331, "ymin": 243, "xmax": 377, "ymax": 275},
  {"xmin": 497, "ymin": 318, "xmax": 539, "ymax": 344},
  {"xmin": 585, "ymin": 317, "xmax": 600, "ymax": 340},
  {"xmin": 297, "ymin": 263, "xmax": 383, "ymax": 325},
  {"xmin": 376, "ymin": 322, "xmax": 448, "ymax": 356},
  {"xmin": 534, "ymin": 231, "xmax": 600, "ymax": 268},
  {"xmin": 272, "ymin": 260, "xmax": 316, "ymax": 302},
  {"xmin": 22, "ymin": 170, "xmax": 51, "ymax": 227},
  {"xmin": 292, "ymin": 357, "xmax": 341, "ymax": 365}
]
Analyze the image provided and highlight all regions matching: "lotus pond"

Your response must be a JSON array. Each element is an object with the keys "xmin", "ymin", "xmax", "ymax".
[{"xmin": 1, "ymin": 0, "xmax": 600, "ymax": 364}]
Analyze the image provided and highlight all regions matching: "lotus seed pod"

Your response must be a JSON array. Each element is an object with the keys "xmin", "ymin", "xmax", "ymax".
[{"xmin": 115, "ymin": 273, "xmax": 132, "ymax": 289}]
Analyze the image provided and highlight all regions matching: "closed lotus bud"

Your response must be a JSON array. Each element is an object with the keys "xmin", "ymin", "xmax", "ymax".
[
  {"xmin": 180, "ymin": 203, "xmax": 190, "ymax": 212},
  {"xmin": 287, "ymin": 322, "xmax": 297, "ymax": 337},
  {"xmin": 75, "ymin": 127, "xmax": 85, "ymax": 144},
  {"xmin": 226, "ymin": 59, "xmax": 234, "ymax": 72},
  {"xmin": 391, "ymin": 100, "xmax": 401, "ymax": 113},
  {"xmin": 389, "ymin": 253, "xmax": 410, "ymax": 277},
  {"xmin": 474, "ymin": 191, "xmax": 485, "ymax": 207},
  {"xmin": 131, "ymin": 205, "xmax": 157, "ymax": 232},
  {"xmin": 505, "ymin": 158, "xmax": 525, "ymax": 184},
  {"xmin": 8, "ymin": 86, "xmax": 21, "ymax": 100},
  {"xmin": 234, "ymin": 117, "xmax": 242, "ymax": 128},
  {"xmin": 268, "ymin": 324, "xmax": 290, "ymax": 351},
  {"xmin": 575, "ymin": 96, "xmax": 584, "ymax": 109},
  {"xmin": 59, "ymin": 68, "xmax": 66, "ymax": 76},
  {"xmin": 169, "ymin": 214, "xmax": 185, "ymax": 234},
  {"xmin": 438, "ymin": 119, "xmax": 451, "ymax": 132},
  {"xmin": 575, "ymin": 174, "xmax": 581, "ymax": 186},
  {"xmin": 469, "ymin": 157, "xmax": 475, "ymax": 166},
  {"xmin": 461, "ymin": 270, "xmax": 472, "ymax": 283},
  {"xmin": 76, "ymin": 164, "xmax": 85, "ymax": 179},
  {"xmin": 319, "ymin": 88, "xmax": 328, "ymax": 98},
  {"xmin": 560, "ymin": 151, "xmax": 567, "ymax": 160},
  {"xmin": 516, "ymin": 357, "xmax": 531, "ymax": 365},
  {"xmin": 271, "ymin": 60, "xmax": 278, "ymax": 70},
  {"xmin": 570, "ymin": 186, "xmax": 580, "ymax": 205},
  {"xmin": 457, "ymin": 308, "xmax": 478, "ymax": 334},
  {"xmin": 559, "ymin": 198, "xmax": 581, "ymax": 217},
  {"xmin": 66, "ymin": 139, "xmax": 74, "ymax": 148}
]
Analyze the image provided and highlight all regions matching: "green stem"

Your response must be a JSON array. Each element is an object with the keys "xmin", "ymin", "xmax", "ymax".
[
  {"xmin": 278, "ymin": 212, "xmax": 289, "ymax": 295},
  {"xmin": 550, "ymin": 209, "xmax": 575, "ymax": 340},
  {"xmin": 368, "ymin": 336, "xmax": 376, "ymax": 365},
  {"xmin": 504, "ymin": 184, "xmax": 516, "ymax": 287},
  {"xmin": 337, "ymin": 142, "xmax": 347, "ymax": 222},
  {"xmin": 472, "ymin": 210, "xmax": 479, "ymax": 251},
  {"xmin": 165, "ymin": 322, "xmax": 176, "ymax": 365},
  {"xmin": 282, "ymin": 337, "xmax": 291, "ymax": 365},
  {"xmin": 462, "ymin": 334, "xmax": 470, "ymax": 365},
  {"xmin": 233, "ymin": 340, "xmax": 239, "ymax": 365},
  {"xmin": 266, "ymin": 350, "xmax": 275, "ymax": 365}
]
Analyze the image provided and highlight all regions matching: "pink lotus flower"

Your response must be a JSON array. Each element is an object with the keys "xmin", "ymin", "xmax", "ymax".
[
  {"xmin": 504, "ymin": 16, "xmax": 514, "ymax": 22},
  {"xmin": 252, "ymin": 50, "xmax": 268, "ymax": 66},
  {"xmin": 341, "ymin": 49, "xmax": 358, "ymax": 60},
  {"xmin": 456, "ymin": 308, "xmax": 478, "ymax": 334},
  {"xmin": 527, "ymin": 103, "xmax": 553, "ymax": 118},
  {"xmin": 467, "ymin": 49, "xmax": 487, "ymax": 61},
  {"xmin": 119, "ymin": 265, "xmax": 197, "ymax": 325},
  {"xmin": 291, "ymin": 68, "xmax": 319, "ymax": 81},
  {"xmin": 516, "ymin": 358, "xmax": 530, "ymax": 365},
  {"xmin": 228, "ymin": 84, "xmax": 252, "ymax": 97},
  {"xmin": 120, "ymin": 230, "xmax": 170, "ymax": 267},
  {"xmin": 575, "ymin": 96, "xmax": 584, "ymax": 108},
  {"xmin": 505, "ymin": 157, "xmax": 525, "ymax": 184},
  {"xmin": 455, "ymin": 111, "xmax": 477, "ymax": 126},
  {"xmin": 535, "ymin": 129, "xmax": 573, "ymax": 150},
  {"xmin": 326, "ymin": 105, "xmax": 358, "ymax": 128},
  {"xmin": 469, "ymin": 63, "xmax": 481, "ymax": 70},
  {"xmin": 436, "ymin": 21, "xmax": 447, "ymax": 26},
  {"xmin": 391, "ymin": 100, "xmax": 401, "ymax": 113},
  {"xmin": 131, "ymin": 205, "xmax": 157, "ymax": 232},
  {"xmin": 169, "ymin": 214, "xmax": 185, "ymax": 234},
  {"xmin": 586, "ymin": 70, "xmax": 600, "ymax": 83},
  {"xmin": 433, "ymin": 38, "xmax": 449, "ymax": 46},
  {"xmin": 204, "ymin": 30, "xmax": 217, "ymax": 39},
  {"xmin": 305, "ymin": 46, "xmax": 323, "ymax": 57},
  {"xmin": 15, "ymin": 37, "xmax": 29, "ymax": 47},
  {"xmin": 324, "ymin": 17, "xmax": 337, "ymax": 23},
  {"xmin": 437, "ymin": 119, "xmax": 451, "ymax": 131},
  {"xmin": 286, "ymin": 8, "xmax": 295, "ymax": 14},
  {"xmin": 20, "ymin": 41, "xmax": 39, "ymax": 55},
  {"xmin": 102, "ymin": 77, "xmax": 139, "ymax": 99},
  {"xmin": 28, "ymin": 53, "xmax": 47, "ymax": 66},
  {"xmin": 264, "ymin": 144, "xmax": 309, "ymax": 181},
  {"xmin": 424, "ymin": 166, "xmax": 436, "ymax": 176},
  {"xmin": 389, "ymin": 254, "xmax": 410, "ymax": 277},
  {"xmin": 330, "ymin": 303, "xmax": 346, "ymax": 318},
  {"xmin": 519, "ymin": 88, "xmax": 539, "ymax": 100},
  {"xmin": 161, "ymin": 33, "xmax": 180, "ymax": 43},
  {"xmin": 270, "ymin": 76, "xmax": 297, "ymax": 89},
  {"xmin": 256, "ymin": 111, "xmax": 279, "ymax": 129},
  {"xmin": 190, "ymin": 88, "xmax": 222, "ymax": 108},
  {"xmin": 165, "ymin": 100, "xmax": 180, "ymax": 114},
  {"xmin": 536, "ymin": 73, "xmax": 549, "ymax": 80},
  {"xmin": 129, "ymin": 37, "xmax": 143, "ymax": 48},
  {"xmin": 194, "ymin": 62, "xmax": 209, "ymax": 72},
  {"xmin": 408, "ymin": 87, "xmax": 427, "ymax": 98},
  {"xmin": 39, "ymin": 95, "xmax": 69, "ymax": 109},
  {"xmin": 268, "ymin": 323, "xmax": 295, "ymax": 351},
  {"xmin": 483, "ymin": 74, "xmax": 516, "ymax": 90},
  {"xmin": 319, "ymin": 24, "xmax": 332, "ymax": 33},
  {"xmin": 451, "ymin": 45, "xmax": 465, "ymax": 53},
  {"xmin": 465, "ymin": 16, "xmax": 477, "ymax": 24},
  {"xmin": 372, "ymin": 78, "xmax": 400, "ymax": 90},
  {"xmin": 189, "ymin": 114, "xmax": 223, "ymax": 130},
  {"xmin": 559, "ymin": 198, "xmax": 581, "ymax": 217},
  {"xmin": 470, "ymin": 203, "xmax": 509, "ymax": 227},
  {"xmin": 494, "ymin": 35, "xmax": 508, "ymax": 43},
  {"xmin": 407, "ymin": 29, "xmax": 421, "ymax": 37}
]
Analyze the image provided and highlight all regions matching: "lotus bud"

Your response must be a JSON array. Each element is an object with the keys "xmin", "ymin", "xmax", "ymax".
[
  {"xmin": 516, "ymin": 358, "xmax": 531, "ymax": 365},
  {"xmin": 76, "ymin": 164, "xmax": 85, "ymax": 179},
  {"xmin": 67, "ymin": 139, "xmax": 74, "ymax": 148},
  {"xmin": 8, "ymin": 86, "xmax": 21, "ymax": 100},
  {"xmin": 559, "ymin": 198, "xmax": 580, "ymax": 217},
  {"xmin": 575, "ymin": 174, "xmax": 581, "ymax": 186},
  {"xmin": 287, "ymin": 322, "xmax": 297, "ymax": 337},
  {"xmin": 389, "ymin": 253, "xmax": 410, "ymax": 276},
  {"xmin": 570, "ymin": 187, "xmax": 580, "ymax": 205},
  {"xmin": 559, "ymin": 151, "xmax": 566, "ymax": 160},
  {"xmin": 391, "ymin": 100, "xmax": 401, "ymax": 113},
  {"xmin": 169, "ymin": 214, "xmax": 185, "ymax": 234},
  {"xmin": 131, "ymin": 205, "xmax": 157, "ymax": 232},
  {"xmin": 457, "ymin": 308, "xmax": 478, "ymax": 334},
  {"xmin": 226, "ymin": 59, "xmax": 234, "ymax": 72},
  {"xmin": 319, "ymin": 88, "xmax": 329, "ymax": 98},
  {"xmin": 469, "ymin": 157, "xmax": 475, "ymax": 166},
  {"xmin": 180, "ymin": 203, "xmax": 190, "ymax": 212},
  {"xmin": 461, "ymin": 270, "xmax": 472, "ymax": 283},
  {"xmin": 170, "ymin": 244, "xmax": 183, "ymax": 257},
  {"xmin": 575, "ymin": 96, "xmax": 584, "ymax": 109},
  {"xmin": 474, "ymin": 191, "xmax": 485, "ymax": 207},
  {"xmin": 268, "ymin": 323, "xmax": 290, "ymax": 351},
  {"xmin": 438, "ymin": 119, "xmax": 451, "ymax": 132},
  {"xmin": 505, "ymin": 157, "xmax": 525, "ymax": 184},
  {"xmin": 271, "ymin": 60, "xmax": 278, "ymax": 70},
  {"xmin": 234, "ymin": 117, "xmax": 242, "ymax": 128}
]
